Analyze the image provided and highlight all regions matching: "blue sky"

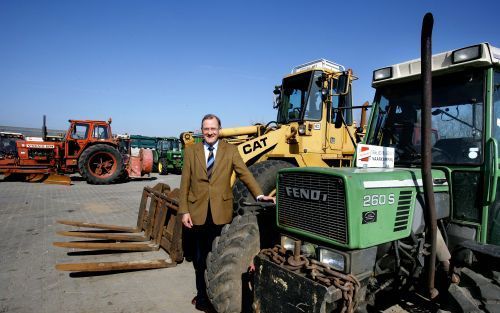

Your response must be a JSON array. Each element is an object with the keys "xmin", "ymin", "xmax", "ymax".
[{"xmin": 1, "ymin": 1, "xmax": 499, "ymax": 136}]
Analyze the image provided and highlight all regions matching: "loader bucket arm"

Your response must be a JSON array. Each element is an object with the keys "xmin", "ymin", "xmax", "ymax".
[
  {"xmin": 219, "ymin": 125, "xmax": 264, "ymax": 137},
  {"xmin": 234, "ymin": 126, "xmax": 285, "ymax": 164},
  {"xmin": 228, "ymin": 127, "xmax": 286, "ymax": 186}
]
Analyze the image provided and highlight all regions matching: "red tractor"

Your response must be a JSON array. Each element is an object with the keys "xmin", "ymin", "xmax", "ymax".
[{"xmin": 0, "ymin": 117, "xmax": 153, "ymax": 185}]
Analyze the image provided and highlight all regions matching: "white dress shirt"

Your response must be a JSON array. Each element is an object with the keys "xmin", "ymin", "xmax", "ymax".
[{"xmin": 203, "ymin": 140, "xmax": 219, "ymax": 162}]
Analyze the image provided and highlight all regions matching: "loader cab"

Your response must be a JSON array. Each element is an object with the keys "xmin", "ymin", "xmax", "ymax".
[
  {"xmin": 276, "ymin": 60, "xmax": 353, "ymax": 126},
  {"xmin": 273, "ymin": 59, "xmax": 357, "ymax": 158},
  {"xmin": 367, "ymin": 43, "xmax": 500, "ymax": 245}
]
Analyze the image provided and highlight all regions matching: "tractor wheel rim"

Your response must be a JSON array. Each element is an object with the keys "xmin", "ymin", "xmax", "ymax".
[
  {"xmin": 88, "ymin": 152, "xmax": 117, "ymax": 178},
  {"xmin": 158, "ymin": 162, "xmax": 162, "ymax": 172}
]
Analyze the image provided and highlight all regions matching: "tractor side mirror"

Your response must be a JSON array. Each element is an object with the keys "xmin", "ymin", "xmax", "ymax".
[
  {"xmin": 273, "ymin": 85, "xmax": 282, "ymax": 108},
  {"xmin": 337, "ymin": 72, "xmax": 350, "ymax": 95}
]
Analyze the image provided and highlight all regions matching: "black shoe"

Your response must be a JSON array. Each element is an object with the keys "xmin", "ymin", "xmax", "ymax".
[{"xmin": 194, "ymin": 297, "xmax": 216, "ymax": 313}]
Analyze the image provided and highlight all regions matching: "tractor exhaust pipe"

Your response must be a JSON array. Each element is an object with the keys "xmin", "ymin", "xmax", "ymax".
[
  {"xmin": 420, "ymin": 12, "xmax": 438, "ymax": 299},
  {"xmin": 42, "ymin": 115, "xmax": 48, "ymax": 142},
  {"xmin": 359, "ymin": 101, "xmax": 369, "ymax": 129}
]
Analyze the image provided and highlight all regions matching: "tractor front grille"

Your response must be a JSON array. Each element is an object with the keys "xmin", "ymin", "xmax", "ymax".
[
  {"xmin": 394, "ymin": 191, "xmax": 412, "ymax": 232},
  {"xmin": 277, "ymin": 172, "xmax": 348, "ymax": 244}
]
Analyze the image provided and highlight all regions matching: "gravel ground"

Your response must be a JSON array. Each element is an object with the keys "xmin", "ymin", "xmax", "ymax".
[{"xmin": 0, "ymin": 173, "xmax": 202, "ymax": 313}]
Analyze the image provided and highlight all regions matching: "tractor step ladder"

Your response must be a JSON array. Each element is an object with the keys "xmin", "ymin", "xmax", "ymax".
[{"xmin": 54, "ymin": 183, "xmax": 184, "ymax": 272}]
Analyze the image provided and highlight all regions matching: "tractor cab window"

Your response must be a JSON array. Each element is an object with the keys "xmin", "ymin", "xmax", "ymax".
[
  {"xmin": 162, "ymin": 141, "xmax": 173, "ymax": 150},
  {"xmin": 369, "ymin": 69, "xmax": 484, "ymax": 165},
  {"xmin": 277, "ymin": 70, "xmax": 327, "ymax": 123},
  {"xmin": 0, "ymin": 135, "xmax": 20, "ymax": 156},
  {"xmin": 71, "ymin": 124, "xmax": 89, "ymax": 140},
  {"xmin": 92, "ymin": 125, "xmax": 109, "ymax": 139},
  {"xmin": 171, "ymin": 140, "xmax": 180, "ymax": 151},
  {"xmin": 277, "ymin": 71, "xmax": 312, "ymax": 123},
  {"xmin": 303, "ymin": 71, "xmax": 323, "ymax": 121}
]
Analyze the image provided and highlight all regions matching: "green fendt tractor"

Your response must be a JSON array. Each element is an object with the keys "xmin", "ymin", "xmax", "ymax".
[
  {"xmin": 157, "ymin": 137, "xmax": 183, "ymax": 175},
  {"xmin": 252, "ymin": 14, "xmax": 500, "ymax": 313}
]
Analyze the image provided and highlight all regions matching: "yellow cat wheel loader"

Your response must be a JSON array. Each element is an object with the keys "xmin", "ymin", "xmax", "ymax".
[{"xmin": 202, "ymin": 60, "xmax": 369, "ymax": 313}]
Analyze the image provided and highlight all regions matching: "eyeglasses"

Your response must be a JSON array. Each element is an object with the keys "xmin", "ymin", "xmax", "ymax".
[{"xmin": 202, "ymin": 127, "xmax": 219, "ymax": 132}]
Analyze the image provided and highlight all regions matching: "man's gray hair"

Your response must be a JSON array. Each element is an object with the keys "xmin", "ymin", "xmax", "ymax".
[{"xmin": 201, "ymin": 114, "xmax": 221, "ymax": 129}]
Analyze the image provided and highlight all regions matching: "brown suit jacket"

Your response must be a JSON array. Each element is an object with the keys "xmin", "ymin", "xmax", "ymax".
[{"xmin": 179, "ymin": 140, "xmax": 263, "ymax": 225}]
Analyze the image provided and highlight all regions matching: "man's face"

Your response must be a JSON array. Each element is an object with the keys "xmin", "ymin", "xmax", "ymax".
[{"xmin": 202, "ymin": 118, "xmax": 220, "ymax": 146}]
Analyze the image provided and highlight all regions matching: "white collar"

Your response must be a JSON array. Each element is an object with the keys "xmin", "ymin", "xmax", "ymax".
[{"xmin": 203, "ymin": 140, "xmax": 219, "ymax": 151}]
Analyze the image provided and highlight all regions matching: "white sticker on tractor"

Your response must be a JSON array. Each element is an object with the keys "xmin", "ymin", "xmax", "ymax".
[
  {"xmin": 356, "ymin": 144, "xmax": 395, "ymax": 168},
  {"xmin": 26, "ymin": 144, "xmax": 55, "ymax": 149},
  {"xmin": 468, "ymin": 147, "xmax": 479, "ymax": 159},
  {"xmin": 313, "ymin": 123, "xmax": 321, "ymax": 130}
]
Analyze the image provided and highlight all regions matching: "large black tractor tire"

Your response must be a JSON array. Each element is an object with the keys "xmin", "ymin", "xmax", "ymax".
[
  {"xmin": 206, "ymin": 159, "xmax": 296, "ymax": 313},
  {"xmin": 232, "ymin": 159, "xmax": 295, "ymax": 215},
  {"xmin": 78, "ymin": 144, "xmax": 124, "ymax": 184},
  {"xmin": 158, "ymin": 158, "xmax": 168, "ymax": 175},
  {"xmin": 206, "ymin": 214, "xmax": 260, "ymax": 313}
]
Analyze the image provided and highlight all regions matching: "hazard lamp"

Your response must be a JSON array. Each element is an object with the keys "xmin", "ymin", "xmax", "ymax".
[
  {"xmin": 373, "ymin": 67, "xmax": 392, "ymax": 81},
  {"xmin": 452, "ymin": 45, "xmax": 482, "ymax": 64}
]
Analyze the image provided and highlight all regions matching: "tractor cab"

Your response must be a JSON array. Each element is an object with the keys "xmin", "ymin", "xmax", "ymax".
[
  {"xmin": 65, "ymin": 120, "xmax": 113, "ymax": 157},
  {"xmin": 158, "ymin": 138, "xmax": 181, "ymax": 152},
  {"xmin": 367, "ymin": 43, "xmax": 500, "ymax": 245},
  {"xmin": 0, "ymin": 132, "xmax": 24, "ymax": 159}
]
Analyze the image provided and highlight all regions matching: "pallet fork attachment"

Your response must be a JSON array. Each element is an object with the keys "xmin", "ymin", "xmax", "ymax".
[
  {"xmin": 44, "ymin": 173, "xmax": 72, "ymax": 185},
  {"xmin": 54, "ymin": 183, "xmax": 184, "ymax": 272},
  {"xmin": 55, "ymin": 259, "xmax": 176, "ymax": 272}
]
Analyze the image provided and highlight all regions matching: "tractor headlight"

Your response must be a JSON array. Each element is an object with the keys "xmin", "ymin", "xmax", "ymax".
[
  {"xmin": 373, "ymin": 67, "xmax": 392, "ymax": 81},
  {"xmin": 280, "ymin": 235, "xmax": 317, "ymax": 258},
  {"xmin": 319, "ymin": 248, "xmax": 345, "ymax": 271},
  {"xmin": 298, "ymin": 124, "xmax": 306, "ymax": 135},
  {"xmin": 280, "ymin": 235, "xmax": 296, "ymax": 251},
  {"xmin": 452, "ymin": 45, "xmax": 481, "ymax": 64}
]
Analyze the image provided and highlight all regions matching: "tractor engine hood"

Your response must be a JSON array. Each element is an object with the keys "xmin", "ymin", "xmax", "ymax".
[{"xmin": 276, "ymin": 167, "xmax": 449, "ymax": 249}]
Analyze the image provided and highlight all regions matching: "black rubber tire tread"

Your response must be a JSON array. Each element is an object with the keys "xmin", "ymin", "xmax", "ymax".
[
  {"xmin": 232, "ymin": 159, "xmax": 295, "ymax": 215},
  {"xmin": 152, "ymin": 150, "xmax": 159, "ymax": 172},
  {"xmin": 78, "ymin": 144, "xmax": 124, "ymax": 185},
  {"xmin": 206, "ymin": 214, "xmax": 259, "ymax": 313},
  {"xmin": 159, "ymin": 158, "xmax": 168, "ymax": 175},
  {"xmin": 152, "ymin": 149, "xmax": 159, "ymax": 163},
  {"xmin": 206, "ymin": 160, "xmax": 296, "ymax": 313}
]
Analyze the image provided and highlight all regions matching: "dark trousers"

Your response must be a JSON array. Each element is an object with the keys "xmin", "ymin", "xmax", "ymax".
[{"xmin": 192, "ymin": 206, "xmax": 223, "ymax": 299}]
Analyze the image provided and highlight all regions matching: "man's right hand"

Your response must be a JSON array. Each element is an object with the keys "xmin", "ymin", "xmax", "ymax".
[{"xmin": 182, "ymin": 213, "xmax": 193, "ymax": 228}]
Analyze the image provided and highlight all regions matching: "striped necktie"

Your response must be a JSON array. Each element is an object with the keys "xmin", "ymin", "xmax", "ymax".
[{"xmin": 207, "ymin": 145, "xmax": 215, "ymax": 179}]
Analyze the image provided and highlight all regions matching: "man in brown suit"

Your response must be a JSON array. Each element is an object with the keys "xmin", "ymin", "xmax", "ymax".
[{"xmin": 179, "ymin": 114, "xmax": 273, "ymax": 312}]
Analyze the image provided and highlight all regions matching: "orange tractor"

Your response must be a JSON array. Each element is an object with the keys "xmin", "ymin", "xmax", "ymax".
[{"xmin": 0, "ymin": 117, "xmax": 153, "ymax": 184}]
